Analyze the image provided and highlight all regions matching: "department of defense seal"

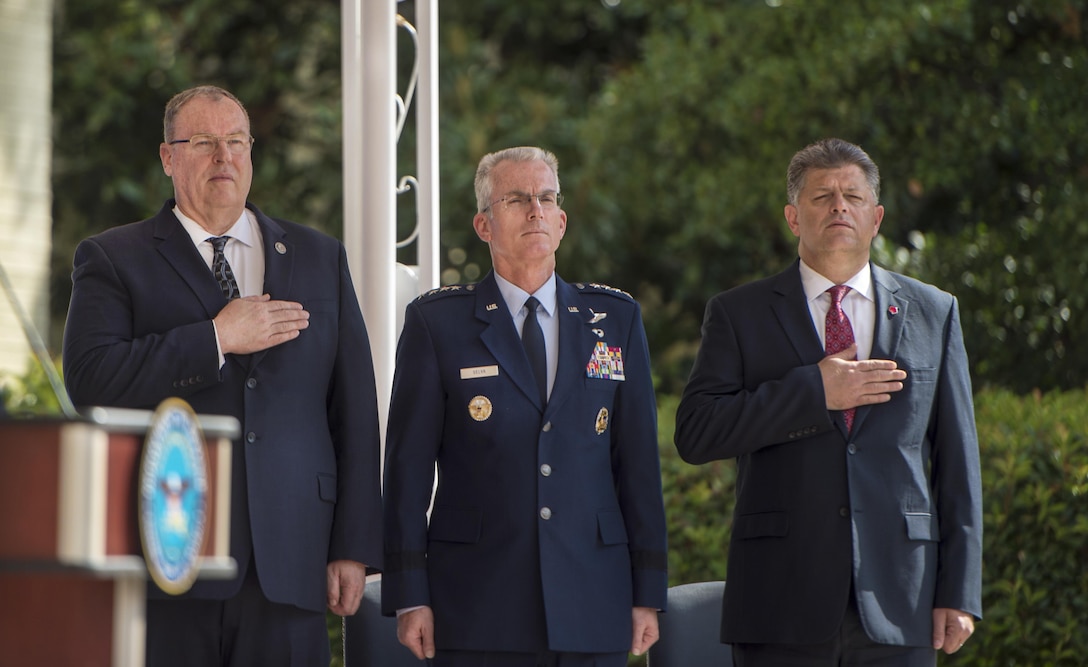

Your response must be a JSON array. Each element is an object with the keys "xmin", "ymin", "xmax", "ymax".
[{"xmin": 139, "ymin": 398, "xmax": 209, "ymax": 595}]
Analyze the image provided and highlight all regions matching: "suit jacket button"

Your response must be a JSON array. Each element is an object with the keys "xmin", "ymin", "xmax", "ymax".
[
  {"xmin": 540, "ymin": 507, "xmax": 552, "ymax": 520},
  {"xmin": 246, "ymin": 378, "xmax": 257, "ymax": 389},
  {"xmin": 839, "ymin": 507, "xmax": 850, "ymax": 517},
  {"xmin": 848, "ymin": 444, "xmax": 857, "ymax": 454},
  {"xmin": 542, "ymin": 422, "xmax": 552, "ymax": 432},
  {"xmin": 540, "ymin": 464, "xmax": 552, "ymax": 477},
  {"xmin": 246, "ymin": 432, "xmax": 257, "ymax": 443}
]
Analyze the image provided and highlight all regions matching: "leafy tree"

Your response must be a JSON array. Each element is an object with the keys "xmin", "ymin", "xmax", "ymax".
[
  {"xmin": 51, "ymin": 0, "xmax": 1087, "ymax": 394},
  {"xmin": 576, "ymin": 0, "xmax": 1088, "ymax": 393},
  {"xmin": 51, "ymin": 0, "xmax": 344, "ymax": 343}
]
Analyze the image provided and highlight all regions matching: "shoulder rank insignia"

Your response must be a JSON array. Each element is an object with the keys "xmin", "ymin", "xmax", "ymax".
[
  {"xmin": 416, "ymin": 283, "xmax": 475, "ymax": 302},
  {"xmin": 573, "ymin": 282, "xmax": 634, "ymax": 300}
]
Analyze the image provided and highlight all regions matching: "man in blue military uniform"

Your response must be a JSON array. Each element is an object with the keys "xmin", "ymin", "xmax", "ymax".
[{"xmin": 382, "ymin": 146, "xmax": 668, "ymax": 666}]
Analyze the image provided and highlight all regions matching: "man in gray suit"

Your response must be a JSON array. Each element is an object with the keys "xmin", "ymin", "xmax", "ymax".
[{"xmin": 675, "ymin": 138, "xmax": 982, "ymax": 666}]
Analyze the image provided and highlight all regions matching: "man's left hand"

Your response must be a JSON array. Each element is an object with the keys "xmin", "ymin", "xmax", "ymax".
[
  {"xmin": 630, "ymin": 606, "xmax": 660, "ymax": 656},
  {"xmin": 932, "ymin": 607, "xmax": 974, "ymax": 654},
  {"xmin": 327, "ymin": 560, "xmax": 367, "ymax": 616}
]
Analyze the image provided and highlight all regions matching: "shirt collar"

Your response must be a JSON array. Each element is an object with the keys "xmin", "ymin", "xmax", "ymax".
[
  {"xmin": 174, "ymin": 205, "xmax": 259, "ymax": 249},
  {"xmin": 494, "ymin": 272, "xmax": 557, "ymax": 318},
  {"xmin": 798, "ymin": 259, "xmax": 873, "ymax": 304}
]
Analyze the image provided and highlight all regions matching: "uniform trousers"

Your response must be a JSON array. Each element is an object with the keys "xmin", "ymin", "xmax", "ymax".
[{"xmin": 146, "ymin": 556, "xmax": 330, "ymax": 667}]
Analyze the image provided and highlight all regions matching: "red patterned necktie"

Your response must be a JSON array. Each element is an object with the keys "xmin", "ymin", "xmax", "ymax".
[{"xmin": 825, "ymin": 285, "xmax": 856, "ymax": 431}]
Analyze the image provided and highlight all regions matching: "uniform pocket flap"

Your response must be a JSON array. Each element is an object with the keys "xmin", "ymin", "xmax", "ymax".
[
  {"xmin": 428, "ymin": 507, "xmax": 483, "ymax": 544},
  {"xmin": 597, "ymin": 509, "xmax": 629, "ymax": 545},
  {"xmin": 905, "ymin": 512, "xmax": 939, "ymax": 541}
]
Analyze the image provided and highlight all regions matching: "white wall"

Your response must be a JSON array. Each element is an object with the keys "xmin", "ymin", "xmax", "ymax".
[{"xmin": 0, "ymin": 0, "xmax": 54, "ymax": 376}]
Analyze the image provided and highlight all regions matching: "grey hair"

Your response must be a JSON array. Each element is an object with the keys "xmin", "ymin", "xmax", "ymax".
[
  {"xmin": 474, "ymin": 146, "xmax": 560, "ymax": 213},
  {"xmin": 163, "ymin": 85, "xmax": 250, "ymax": 143},
  {"xmin": 786, "ymin": 138, "xmax": 880, "ymax": 205}
]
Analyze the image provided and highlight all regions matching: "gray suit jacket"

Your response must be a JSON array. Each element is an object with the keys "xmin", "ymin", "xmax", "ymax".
[{"xmin": 675, "ymin": 261, "xmax": 982, "ymax": 647}]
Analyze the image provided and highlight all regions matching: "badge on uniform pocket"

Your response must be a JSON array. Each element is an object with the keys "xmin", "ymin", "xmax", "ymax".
[
  {"xmin": 468, "ymin": 395, "xmax": 492, "ymax": 421},
  {"xmin": 595, "ymin": 407, "xmax": 609, "ymax": 435}
]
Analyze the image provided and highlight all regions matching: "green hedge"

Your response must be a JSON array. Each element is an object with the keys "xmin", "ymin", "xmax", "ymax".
[{"xmin": 659, "ymin": 388, "xmax": 1088, "ymax": 665}]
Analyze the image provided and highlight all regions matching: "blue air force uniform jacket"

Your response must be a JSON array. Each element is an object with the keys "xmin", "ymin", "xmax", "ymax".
[{"xmin": 382, "ymin": 271, "xmax": 668, "ymax": 654}]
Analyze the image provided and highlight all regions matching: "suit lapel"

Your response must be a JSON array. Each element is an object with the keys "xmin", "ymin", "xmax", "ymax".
[
  {"xmin": 253, "ymin": 204, "xmax": 292, "ymax": 299},
  {"xmin": 769, "ymin": 263, "xmax": 825, "ymax": 365},
  {"xmin": 476, "ymin": 274, "xmax": 544, "ymax": 410},
  {"xmin": 854, "ymin": 264, "xmax": 906, "ymax": 433},
  {"xmin": 248, "ymin": 205, "xmax": 292, "ymax": 370},
  {"xmin": 543, "ymin": 279, "xmax": 592, "ymax": 419},
  {"xmin": 870, "ymin": 265, "xmax": 906, "ymax": 360},
  {"xmin": 152, "ymin": 202, "xmax": 226, "ymax": 319}
]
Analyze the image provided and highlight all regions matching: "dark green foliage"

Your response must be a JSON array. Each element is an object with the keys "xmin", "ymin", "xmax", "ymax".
[
  {"xmin": 0, "ymin": 361, "xmax": 64, "ymax": 417},
  {"xmin": 44, "ymin": 2, "xmax": 1088, "ymax": 661},
  {"xmin": 50, "ymin": 1, "xmax": 1088, "ymax": 393},
  {"xmin": 576, "ymin": 0, "xmax": 1088, "ymax": 394},
  {"xmin": 657, "ymin": 393, "xmax": 733, "ymax": 586},
  {"xmin": 50, "ymin": 0, "xmax": 344, "ymax": 344},
  {"xmin": 951, "ymin": 389, "xmax": 1088, "ymax": 666}
]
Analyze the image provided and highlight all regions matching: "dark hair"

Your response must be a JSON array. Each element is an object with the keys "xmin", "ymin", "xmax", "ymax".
[{"xmin": 786, "ymin": 138, "xmax": 880, "ymax": 205}]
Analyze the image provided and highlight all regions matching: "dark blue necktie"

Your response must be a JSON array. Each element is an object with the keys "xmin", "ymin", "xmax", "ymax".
[
  {"xmin": 522, "ymin": 296, "xmax": 547, "ymax": 404},
  {"xmin": 208, "ymin": 236, "xmax": 240, "ymax": 300}
]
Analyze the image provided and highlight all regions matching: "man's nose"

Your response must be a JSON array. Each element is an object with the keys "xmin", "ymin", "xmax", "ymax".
[
  {"xmin": 527, "ymin": 195, "xmax": 544, "ymax": 217},
  {"xmin": 212, "ymin": 140, "xmax": 233, "ymax": 162}
]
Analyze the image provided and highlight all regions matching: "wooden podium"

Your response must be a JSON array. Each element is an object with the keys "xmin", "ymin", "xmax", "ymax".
[{"xmin": 0, "ymin": 406, "xmax": 237, "ymax": 667}]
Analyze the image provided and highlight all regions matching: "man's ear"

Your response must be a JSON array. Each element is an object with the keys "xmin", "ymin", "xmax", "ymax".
[
  {"xmin": 472, "ymin": 212, "xmax": 492, "ymax": 242},
  {"xmin": 160, "ymin": 143, "xmax": 173, "ymax": 177},
  {"xmin": 784, "ymin": 204, "xmax": 800, "ymax": 238}
]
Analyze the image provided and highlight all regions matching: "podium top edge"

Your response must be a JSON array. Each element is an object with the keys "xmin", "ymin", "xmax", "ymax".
[{"xmin": 82, "ymin": 406, "xmax": 241, "ymax": 438}]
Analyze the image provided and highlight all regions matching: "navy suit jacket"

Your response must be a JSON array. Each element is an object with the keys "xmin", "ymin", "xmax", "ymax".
[
  {"xmin": 62, "ymin": 200, "xmax": 383, "ymax": 612},
  {"xmin": 382, "ymin": 272, "xmax": 668, "ymax": 654},
  {"xmin": 675, "ymin": 261, "xmax": 982, "ymax": 647}
]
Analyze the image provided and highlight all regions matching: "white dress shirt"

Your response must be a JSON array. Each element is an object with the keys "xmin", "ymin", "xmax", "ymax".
[
  {"xmin": 175, "ymin": 206, "xmax": 265, "ymax": 366},
  {"xmin": 798, "ymin": 260, "xmax": 875, "ymax": 361}
]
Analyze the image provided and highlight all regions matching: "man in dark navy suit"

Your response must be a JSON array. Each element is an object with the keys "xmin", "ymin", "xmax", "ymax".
[
  {"xmin": 675, "ymin": 138, "xmax": 982, "ymax": 666},
  {"xmin": 382, "ymin": 146, "xmax": 668, "ymax": 666},
  {"xmin": 62, "ymin": 85, "xmax": 383, "ymax": 666}
]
